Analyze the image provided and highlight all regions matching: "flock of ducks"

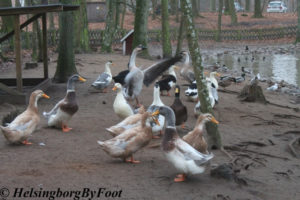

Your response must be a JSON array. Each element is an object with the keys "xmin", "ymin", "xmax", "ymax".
[{"xmin": 0, "ymin": 46, "xmax": 222, "ymax": 183}]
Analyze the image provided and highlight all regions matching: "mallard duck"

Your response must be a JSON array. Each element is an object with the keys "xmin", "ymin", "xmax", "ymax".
[
  {"xmin": 0, "ymin": 90, "xmax": 49, "ymax": 144},
  {"xmin": 147, "ymin": 83, "xmax": 165, "ymax": 138},
  {"xmin": 123, "ymin": 46, "xmax": 183, "ymax": 106},
  {"xmin": 112, "ymin": 83, "xmax": 134, "ymax": 119},
  {"xmin": 218, "ymin": 77, "xmax": 233, "ymax": 90},
  {"xmin": 43, "ymin": 74, "xmax": 86, "ymax": 132},
  {"xmin": 158, "ymin": 65, "xmax": 178, "ymax": 96},
  {"xmin": 106, "ymin": 106, "xmax": 146, "ymax": 137},
  {"xmin": 90, "ymin": 61, "xmax": 113, "ymax": 93},
  {"xmin": 157, "ymin": 106, "xmax": 214, "ymax": 182},
  {"xmin": 232, "ymin": 73, "xmax": 246, "ymax": 83},
  {"xmin": 180, "ymin": 51, "xmax": 195, "ymax": 84},
  {"xmin": 171, "ymin": 85, "xmax": 187, "ymax": 128},
  {"xmin": 112, "ymin": 70, "xmax": 130, "ymax": 86},
  {"xmin": 97, "ymin": 110, "xmax": 160, "ymax": 163},
  {"xmin": 183, "ymin": 113, "xmax": 219, "ymax": 154},
  {"xmin": 185, "ymin": 81, "xmax": 198, "ymax": 102}
]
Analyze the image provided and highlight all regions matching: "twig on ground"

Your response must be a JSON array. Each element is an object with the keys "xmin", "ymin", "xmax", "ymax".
[{"xmin": 288, "ymin": 136, "xmax": 300, "ymax": 158}]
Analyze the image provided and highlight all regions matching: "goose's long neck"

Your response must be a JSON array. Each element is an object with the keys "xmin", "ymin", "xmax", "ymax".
[
  {"xmin": 129, "ymin": 49, "xmax": 138, "ymax": 70},
  {"xmin": 165, "ymin": 109, "xmax": 176, "ymax": 128},
  {"xmin": 152, "ymin": 88, "xmax": 164, "ymax": 106},
  {"xmin": 105, "ymin": 64, "xmax": 112, "ymax": 75},
  {"xmin": 67, "ymin": 80, "xmax": 76, "ymax": 92},
  {"xmin": 184, "ymin": 54, "xmax": 190, "ymax": 66},
  {"xmin": 27, "ymin": 94, "xmax": 39, "ymax": 113},
  {"xmin": 195, "ymin": 117, "xmax": 206, "ymax": 133}
]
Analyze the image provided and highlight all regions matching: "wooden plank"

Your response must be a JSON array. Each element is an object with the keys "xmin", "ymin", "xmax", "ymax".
[
  {"xmin": 0, "ymin": 78, "xmax": 47, "ymax": 86},
  {"xmin": 42, "ymin": 13, "xmax": 48, "ymax": 79},
  {"xmin": 0, "ymin": 13, "xmax": 42, "ymax": 44},
  {"xmin": 0, "ymin": 82, "xmax": 23, "ymax": 95},
  {"xmin": 14, "ymin": 15, "xmax": 22, "ymax": 92}
]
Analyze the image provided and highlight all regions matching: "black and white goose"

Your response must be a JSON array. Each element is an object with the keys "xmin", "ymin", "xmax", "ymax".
[
  {"xmin": 156, "ymin": 106, "xmax": 214, "ymax": 182},
  {"xmin": 43, "ymin": 74, "xmax": 86, "ymax": 132},
  {"xmin": 123, "ymin": 46, "xmax": 183, "ymax": 106},
  {"xmin": 90, "ymin": 61, "xmax": 113, "ymax": 93},
  {"xmin": 158, "ymin": 65, "xmax": 178, "ymax": 96}
]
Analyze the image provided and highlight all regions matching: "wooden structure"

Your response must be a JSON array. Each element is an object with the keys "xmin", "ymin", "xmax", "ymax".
[
  {"xmin": 86, "ymin": 0, "xmax": 106, "ymax": 22},
  {"xmin": 0, "ymin": 4, "xmax": 79, "ymax": 104},
  {"xmin": 120, "ymin": 29, "xmax": 134, "ymax": 55}
]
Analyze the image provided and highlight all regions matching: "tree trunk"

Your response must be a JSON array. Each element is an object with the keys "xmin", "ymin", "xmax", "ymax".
[
  {"xmin": 16, "ymin": 0, "xmax": 21, "ymax": 6},
  {"xmin": 151, "ymin": 0, "xmax": 157, "ymax": 20},
  {"xmin": 175, "ymin": 0, "xmax": 180, "ymax": 22},
  {"xmin": 120, "ymin": 0, "xmax": 126, "ymax": 29},
  {"xmin": 0, "ymin": 0, "xmax": 14, "ymax": 50},
  {"xmin": 54, "ymin": 0, "xmax": 77, "ymax": 83},
  {"xmin": 245, "ymin": 0, "xmax": 250, "ymax": 12},
  {"xmin": 253, "ymin": 0, "xmax": 263, "ymax": 18},
  {"xmin": 74, "ymin": 0, "xmax": 90, "ymax": 53},
  {"xmin": 210, "ymin": 0, "xmax": 216, "ymax": 12},
  {"xmin": 115, "ymin": 0, "xmax": 120, "ymax": 29},
  {"xmin": 49, "ymin": 13, "xmax": 56, "ymax": 46},
  {"xmin": 224, "ymin": 0, "xmax": 230, "ymax": 15},
  {"xmin": 192, "ymin": 0, "xmax": 199, "ymax": 17},
  {"xmin": 228, "ymin": 0, "xmax": 237, "ymax": 25},
  {"xmin": 161, "ymin": 0, "xmax": 172, "ymax": 58},
  {"xmin": 181, "ymin": 0, "xmax": 222, "ymax": 150},
  {"xmin": 101, "ymin": 0, "xmax": 116, "ymax": 53},
  {"xmin": 31, "ymin": 0, "xmax": 43, "ymax": 62},
  {"xmin": 296, "ymin": 0, "xmax": 300, "ymax": 42},
  {"xmin": 175, "ymin": 13, "xmax": 185, "ymax": 55},
  {"xmin": 216, "ymin": 0, "xmax": 223, "ymax": 42},
  {"xmin": 132, "ymin": 0, "xmax": 150, "ymax": 57}
]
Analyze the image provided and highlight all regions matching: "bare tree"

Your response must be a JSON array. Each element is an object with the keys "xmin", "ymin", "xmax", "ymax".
[{"xmin": 161, "ymin": 0, "xmax": 172, "ymax": 58}]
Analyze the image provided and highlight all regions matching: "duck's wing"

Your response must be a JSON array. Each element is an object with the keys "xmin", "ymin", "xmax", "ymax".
[
  {"xmin": 143, "ymin": 54, "xmax": 183, "ymax": 87},
  {"xmin": 124, "ymin": 69, "xmax": 144, "ymax": 98},
  {"xmin": 92, "ymin": 72, "xmax": 111, "ymax": 87},
  {"xmin": 43, "ymin": 99, "xmax": 64, "ymax": 118},
  {"xmin": 175, "ymin": 138, "xmax": 214, "ymax": 164}
]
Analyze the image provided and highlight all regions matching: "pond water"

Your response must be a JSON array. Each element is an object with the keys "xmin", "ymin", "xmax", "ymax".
[{"xmin": 202, "ymin": 52, "xmax": 300, "ymax": 87}]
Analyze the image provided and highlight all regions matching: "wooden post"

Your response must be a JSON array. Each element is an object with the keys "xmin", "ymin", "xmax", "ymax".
[
  {"xmin": 14, "ymin": 15, "xmax": 22, "ymax": 91},
  {"xmin": 42, "ymin": 13, "xmax": 48, "ymax": 78}
]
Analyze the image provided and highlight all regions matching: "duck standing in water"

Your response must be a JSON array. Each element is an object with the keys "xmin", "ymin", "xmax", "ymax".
[
  {"xmin": 0, "ymin": 90, "xmax": 50, "ymax": 144},
  {"xmin": 157, "ymin": 106, "xmax": 214, "ymax": 182},
  {"xmin": 43, "ymin": 74, "xmax": 86, "ymax": 132}
]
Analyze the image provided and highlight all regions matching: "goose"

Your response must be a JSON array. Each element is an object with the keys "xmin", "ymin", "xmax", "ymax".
[
  {"xmin": 43, "ymin": 74, "xmax": 86, "ymax": 132},
  {"xmin": 156, "ymin": 106, "xmax": 214, "ymax": 182},
  {"xmin": 112, "ymin": 70, "xmax": 130, "ymax": 85},
  {"xmin": 0, "ymin": 90, "xmax": 49, "ymax": 144},
  {"xmin": 90, "ymin": 61, "xmax": 113, "ymax": 93},
  {"xmin": 158, "ymin": 65, "xmax": 178, "ymax": 96},
  {"xmin": 112, "ymin": 83, "xmax": 134, "ymax": 119},
  {"xmin": 147, "ymin": 83, "xmax": 165, "ymax": 138},
  {"xmin": 183, "ymin": 113, "xmax": 219, "ymax": 154},
  {"xmin": 97, "ymin": 110, "xmax": 160, "ymax": 163},
  {"xmin": 180, "ymin": 51, "xmax": 195, "ymax": 84},
  {"xmin": 185, "ymin": 80, "xmax": 198, "ymax": 102},
  {"xmin": 123, "ymin": 46, "xmax": 183, "ymax": 106},
  {"xmin": 171, "ymin": 85, "xmax": 188, "ymax": 128}
]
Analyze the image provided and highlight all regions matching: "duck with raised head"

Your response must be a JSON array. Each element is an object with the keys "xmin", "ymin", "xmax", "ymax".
[
  {"xmin": 0, "ymin": 90, "xmax": 50, "ymax": 144},
  {"xmin": 180, "ymin": 51, "xmax": 195, "ymax": 84},
  {"xmin": 123, "ymin": 45, "xmax": 183, "ymax": 107},
  {"xmin": 171, "ymin": 85, "xmax": 187, "ymax": 128},
  {"xmin": 183, "ymin": 113, "xmax": 219, "ymax": 154},
  {"xmin": 157, "ymin": 106, "xmax": 214, "ymax": 182},
  {"xmin": 106, "ymin": 106, "xmax": 146, "ymax": 137},
  {"xmin": 90, "ymin": 61, "xmax": 113, "ymax": 93},
  {"xmin": 112, "ymin": 83, "xmax": 134, "ymax": 119},
  {"xmin": 147, "ymin": 82, "xmax": 165, "ymax": 138},
  {"xmin": 158, "ymin": 65, "xmax": 178, "ymax": 96},
  {"xmin": 43, "ymin": 74, "xmax": 86, "ymax": 132},
  {"xmin": 98, "ymin": 110, "xmax": 160, "ymax": 163}
]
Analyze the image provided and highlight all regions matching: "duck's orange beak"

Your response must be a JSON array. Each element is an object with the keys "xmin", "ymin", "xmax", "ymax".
[
  {"xmin": 42, "ymin": 94, "xmax": 50, "ymax": 99},
  {"xmin": 79, "ymin": 76, "xmax": 86, "ymax": 82},
  {"xmin": 112, "ymin": 86, "xmax": 117, "ymax": 91},
  {"xmin": 204, "ymin": 71, "xmax": 209, "ymax": 75},
  {"xmin": 216, "ymin": 73, "xmax": 221, "ymax": 77},
  {"xmin": 211, "ymin": 116, "xmax": 219, "ymax": 124},
  {"xmin": 151, "ymin": 110, "xmax": 160, "ymax": 116},
  {"xmin": 153, "ymin": 117, "xmax": 160, "ymax": 126}
]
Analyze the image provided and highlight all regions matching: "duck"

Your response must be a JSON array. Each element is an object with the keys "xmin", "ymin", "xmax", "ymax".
[
  {"xmin": 90, "ymin": 61, "xmax": 113, "ymax": 93},
  {"xmin": 171, "ymin": 85, "xmax": 188, "ymax": 128},
  {"xmin": 206, "ymin": 71, "xmax": 220, "ymax": 90},
  {"xmin": 112, "ymin": 83, "xmax": 134, "ymax": 119},
  {"xmin": 97, "ymin": 110, "xmax": 160, "ymax": 163},
  {"xmin": 0, "ymin": 90, "xmax": 50, "ymax": 144},
  {"xmin": 194, "ymin": 101, "xmax": 201, "ymax": 118},
  {"xmin": 185, "ymin": 80, "xmax": 198, "ymax": 102},
  {"xmin": 123, "ymin": 46, "xmax": 183, "ymax": 106},
  {"xmin": 218, "ymin": 78, "xmax": 232, "ymax": 90},
  {"xmin": 180, "ymin": 51, "xmax": 195, "ymax": 84},
  {"xmin": 147, "ymin": 82, "xmax": 165, "ymax": 138},
  {"xmin": 43, "ymin": 74, "xmax": 86, "ymax": 132},
  {"xmin": 232, "ymin": 73, "xmax": 246, "ymax": 83},
  {"xmin": 158, "ymin": 65, "xmax": 178, "ymax": 96},
  {"xmin": 267, "ymin": 83, "xmax": 278, "ymax": 91},
  {"xmin": 157, "ymin": 106, "xmax": 214, "ymax": 182},
  {"xmin": 112, "ymin": 70, "xmax": 130, "ymax": 86},
  {"xmin": 241, "ymin": 66, "xmax": 251, "ymax": 74},
  {"xmin": 183, "ymin": 113, "xmax": 219, "ymax": 154},
  {"xmin": 106, "ymin": 106, "xmax": 146, "ymax": 137},
  {"xmin": 206, "ymin": 81, "xmax": 217, "ymax": 108}
]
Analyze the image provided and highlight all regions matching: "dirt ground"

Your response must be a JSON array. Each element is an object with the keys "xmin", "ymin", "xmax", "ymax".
[{"xmin": 0, "ymin": 45, "xmax": 300, "ymax": 200}]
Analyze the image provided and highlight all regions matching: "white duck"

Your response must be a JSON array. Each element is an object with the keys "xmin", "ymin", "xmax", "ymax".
[
  {"xmin": 43, "ymin": 74, "xmax": 86, "ymax": 132},
  {"xmin": 180, "ymin": 51, "xmax": 195, "ymax": 84},
  {"xmin": 90, "ymin": 61, "xmax": 113, "ymax": 93},
  {"xmin": 0, "ymin": 90, "xmax": 49, "ymax": 144},
  {"xmin": 113, "ymin": 83, "xmax": 134, "ymax": 119},
  {"xmin": 147, "ymin": 82, "xmax": 165, "ymax": 138},
  {"xmin": 157, "ymin": 106, "xmax": 213, "ymax": 182}
]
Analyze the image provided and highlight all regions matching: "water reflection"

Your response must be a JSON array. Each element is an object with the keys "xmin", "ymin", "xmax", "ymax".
[{"xmin": 203, "ymin": 53, "xmax": 300, "ymax": 87}]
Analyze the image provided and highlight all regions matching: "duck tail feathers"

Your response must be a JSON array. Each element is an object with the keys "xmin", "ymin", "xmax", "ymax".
[{"xmin": 97, "ymin": 140, "xmax": 104, "ymax": 146}]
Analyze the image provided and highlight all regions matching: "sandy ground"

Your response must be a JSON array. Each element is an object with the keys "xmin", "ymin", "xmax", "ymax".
[{"xmin": 0, "ymin": 47, "xmax": 300, "ymax": 200}]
